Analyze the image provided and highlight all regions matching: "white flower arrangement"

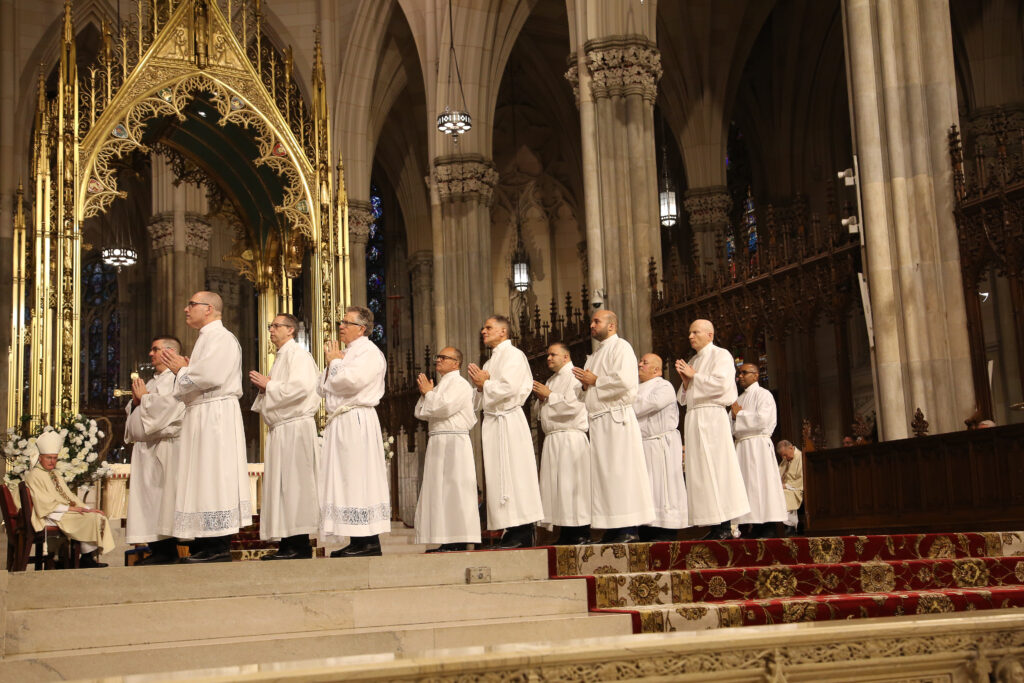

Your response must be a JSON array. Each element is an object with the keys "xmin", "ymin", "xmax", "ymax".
[
  {"xmin": 382, "ymin": 429, "xmax": 396, "ymax": 464},
  {"xmin": 3, "ymin": 415, "xmax": 112, "ymax": 489}
]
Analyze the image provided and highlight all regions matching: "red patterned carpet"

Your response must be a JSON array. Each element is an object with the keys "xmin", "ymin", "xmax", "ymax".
[{"xmin": 546, "ymin": 532, "xmax": 1024, "ymax": 632}]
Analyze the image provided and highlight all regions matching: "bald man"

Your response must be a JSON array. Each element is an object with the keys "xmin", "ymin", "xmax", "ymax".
[
  {"xmin": 730, "ymin": 363, "xmax": 786, "ymax": 538},
  {"xmin": 160, "ymin": 291, "xmax": 252, "ymax": 563},
  {"xmin": 574, "ymin": 310, "xmax": 655, "ymax": 544},
  {"xmin": 634, "ymin": 353, "xmax": 688, "ymax": 542},
  {"xmin": 675, "ymin": 319, "xmax": 749, "ymax": 540},
  {"xmin": 533, "ymin": 342, "xmax": 591, "ymax": 545}
]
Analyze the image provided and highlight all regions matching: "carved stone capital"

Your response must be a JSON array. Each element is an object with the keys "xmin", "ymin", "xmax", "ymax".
[
  {"xmin": 146, "ymin": 215, "xmax": 174, "ymax": 257},
  {"xmin": 184, "ymin": 214, "xmax": 212, "ymax": 256},
  {"xmin": 409, "ymin": 250, "xmax": 433, "ymax": 290},
  {"xmin": 683, "ymin": 187, "xmax": 732, "ymax": 230},
  {"xmin": 205, "ymin": 266, "xmax": 241, "ymax": 307},
  {"xmin": 584, "ymin": 36, "xmax": 662, "ymax": 103},
  {"xmin": 433, "ymin": 154, "xmax": 499, "ymax": 205},
  {"xmin": 564, "ymin": 57, "xmax": 580, "ymax": 108},
  {"xmin": 348, "ymin": 199, "xmax": 374, "ymax": 246}
]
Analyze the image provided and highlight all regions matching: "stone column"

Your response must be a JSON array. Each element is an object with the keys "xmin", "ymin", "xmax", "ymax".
[
  {"xmin": 844, "ymin": 0, "xmax": 974, "ymax": 437},
  {"xmin": 683, "ymin": 186, "xmax": 731, "ymax": 273},
  {"xmin": 431, "ymin": 154, "xmax": 499, "ymax": 365},
  {"xmin": 347, "ymin": 199, "xmax": 374, "ymax": 306},
  {"xmin": 205, "ymin": 265, "xmax": 241, "ymax": 335},
  {"xmin": 149, "ymin": 155, "xmax": 209, "ymax": 351},
  {"xmin": 569, "ymin": 32, "xmax": 662, "ymax": 352},
  {"xmin": 409, "ymin": 250, "xmax": 434, "ymax": 359}
]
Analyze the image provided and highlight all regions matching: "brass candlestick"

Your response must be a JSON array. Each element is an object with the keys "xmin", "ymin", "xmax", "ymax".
[{"xmin": 113, "ymin": 371, "xmax": 140, "ymax": 398}]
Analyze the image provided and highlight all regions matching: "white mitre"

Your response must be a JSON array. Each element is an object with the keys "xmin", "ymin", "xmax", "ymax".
[{"xmin": 35, "ymin": 431, "xmax": 65, "ymax": 455}]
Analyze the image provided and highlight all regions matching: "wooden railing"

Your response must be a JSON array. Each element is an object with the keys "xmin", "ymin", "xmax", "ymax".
[
  {"xmin": 949, "ymin": 113, "xmax": 1024, "ymax": 420},
  {"xmin": 650, "ymin": 194, "xmax": 863, "ymax": 440},
  {"xmin": 805, "ymin": 423, "xmax": 1024, "ymax": 534}
]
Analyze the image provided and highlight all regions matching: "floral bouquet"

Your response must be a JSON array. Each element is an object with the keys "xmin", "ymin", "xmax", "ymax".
[
  {"xmin": 382, "ymin": 429, "xmax": 396, "ymax": 464},
  {"xmin": 3, "ymin": 414, "xmax": 113, "ymax": 490}
]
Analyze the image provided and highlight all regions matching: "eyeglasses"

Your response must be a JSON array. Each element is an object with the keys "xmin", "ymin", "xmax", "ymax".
[
  {"xmin": 186, "ymin": 301, "xmax": 212, "ymax": 309},
  {"xmin": 737, "ymin": 370, "xmax": 757, "ymax": 375},
  {"xmin": 338, "ymin": 320, "xmax": 365, "ymax": 328},
  {"xmin": 435, "ymin": 354, "xmax": 458, "ymax": 362},
  {"xmin": 267, "ymin": 323, "xmax": 294, "ymax": 330}
]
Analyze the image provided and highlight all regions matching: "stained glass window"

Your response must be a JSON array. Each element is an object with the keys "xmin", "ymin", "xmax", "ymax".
[
  {"xmin": 366, "ymin": 183, "xmax": 386, "ymax": 350},
  {"xmin": 81, "ymin": 260, "xmax": 121, "ymax": 408}
]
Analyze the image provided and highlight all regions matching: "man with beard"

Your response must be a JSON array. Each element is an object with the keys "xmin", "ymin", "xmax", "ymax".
[{"xmin": 573, "ymin": 310, "xmax": 654, "ymax": 544}]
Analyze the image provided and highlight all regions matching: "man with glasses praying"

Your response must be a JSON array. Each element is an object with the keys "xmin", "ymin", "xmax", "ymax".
[
  {"xmin": 413, "ymin": 346, "xmax": 480, "ymax": 552},
  {"xmin": 729, "ymin": 363, "xmax": 787, "ymax": 538},
  {"xmin": 249, "ymin": 313, "xmax": 322, "ymax": 560},
  {"xmin": 318, "ymin": 306, "xmax": 390, "ymax": 557},
  {"xmin": 159, "ymin": 291, "xmax": 251, "ymax": 562}
]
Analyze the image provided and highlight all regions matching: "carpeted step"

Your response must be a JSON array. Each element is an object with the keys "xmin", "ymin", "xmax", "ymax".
[
  {"xmin": 548, "ymin": 531, "xmax": 1024, "ymax": 577},
  {"xmin": 621, "ymin": 584, "xmax": 1024, "ymax": 632},
  {"xmin": 590, "ymin": 556, "xmax": 1024, "ymax": 608}
]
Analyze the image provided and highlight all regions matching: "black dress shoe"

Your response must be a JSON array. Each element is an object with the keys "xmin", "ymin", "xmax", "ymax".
[
  {"xmin": 183, "ymin": 550, "xmax": 232, "ymax": 563},
  {"xmin": 333, "ymin": 541, "xmax": 382, "ymax": 557},
  {"xmin": 137, "ymin": 553, "xmax": 178, "ymax": 566},
  {"xmin": 426, "ymin": 543, "xmax": 468, "ymax": 553},
  {"xmin": 261, "ymin": 549, "xmax": 305, "ymax": 560},
  {"xmin": 498, "ymin": 524, "xmax": 535, "ymax": 549},
  {"xmin": 601, "ymin": 532, "xmax": 640, "ymax": 544},
  {"xmin": 78, "ymin": 553, "xmax": 108, "ymax": 569}
]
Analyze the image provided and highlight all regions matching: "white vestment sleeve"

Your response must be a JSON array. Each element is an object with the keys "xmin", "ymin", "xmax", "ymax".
[
  {"xmin": 256, "ymin": 351, "xmax": 320, "ymax": 424},
  {"xmin": 591, "ymin": 341, "xmax": 637, "ymax": 404},
  {"xmin": 416, "ymin": 376, "xmax": 472, "ymax": 420},
  {"xmin": 479, "ymin": 350, "xmax": 531, "ymax": 413},
  {"xmin": 319, "ymin": 351, "xmax": 384, "ymax": 398},
  {"xmin": 174, "ymin": 331, "xmax": 241, "ymax": 402},
  {"xmin": 688, "ymin": 350, "xmax": 735, "ymax": 403},
  {"xmin": 634, "ymin": 380, "xmax": 673, "ymax": 418},
  {"xmin": 733, "ymin": 389, "xmax": 776, "ymax": 437}
]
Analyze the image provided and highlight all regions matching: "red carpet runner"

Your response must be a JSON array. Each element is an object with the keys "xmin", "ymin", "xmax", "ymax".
[{"xmin": 546, "ymin": 532, "xmax": 1024, "ymax": 632}]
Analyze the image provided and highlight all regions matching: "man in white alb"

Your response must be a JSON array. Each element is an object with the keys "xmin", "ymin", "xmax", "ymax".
[
  {"xmin": 634, "ymin": 353, "xmax": 688, "ymax": 542},
  {"xmin": 573, "ymin": 310, "xmax": 654, "ymax": 544},
  {"xmin": 124, "ymin": 336, "xmax": 186, "ymax": 565},
  {"xmin": 467, "ymin": 315, "xmax": 544, "ymax": 548},
  {"xmin": 730, "ymin": 363, "xmax": 787, "ymax": 538},
  {"xmin": 160, "ymin": 291, "xmax": 252, "ymax": 563},
  {"xmin": 319, "ymin": 305, "xmax": 390, "ymax": 557},
  {"xmin": 675, "ymin": 319, "xmax": 749, "ymax": 540},
  {"xmin": 249, "ymin": 313, "xmax": 322, "ymax": 560},
  {"xmin": 413, "ymin": 346, "xmax": 480, "ymax": 552},
  {"xmin": 532, "ymin": 342, "xmax": 591, "ymax": 545}
]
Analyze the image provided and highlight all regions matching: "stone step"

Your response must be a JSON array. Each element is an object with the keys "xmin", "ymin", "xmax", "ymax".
[
  {"xmin": 6, "ymin": 548, "xmax": 551, "ymax": 610},
  {"xmin": 548, "ymin": 531, "xmax": 1024, "ymax": 577},
  {"xmin": 6, "ymin": 577, "xmax": 592, "ymax": 655},
  {"xmin": 0, "ymin": 612, "xmax": 630, "ymax": 683},
  {"xmin": 590, "ymin": 557, "xmax": 1024, "ymax": 608},
  {"xmin": 623, "ymin": 585, "xmax": 1024, "ymax": 632}
]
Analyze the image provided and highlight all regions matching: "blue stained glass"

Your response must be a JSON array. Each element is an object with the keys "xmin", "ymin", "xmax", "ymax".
[
  {"xmin": 368, "ymin": 274, "xmax": 384, "ymax": 291},
  {"xmin": 370, "ymin": 323, "xmax": 384, "ymax": 342},
  {"xmin": 369, "ymin": 224, "xmax": 380, "ymax": 241},
  {"xmin": 368, "ymin": 298, "xmax": 381, "ymax": 313},
  {"xmin": 368, "ymin": 246, "xmax": 381, "ymax": 263},
  {"xmin": 370, "ymin": 194, "xmax": 382, "ymax": 220}
]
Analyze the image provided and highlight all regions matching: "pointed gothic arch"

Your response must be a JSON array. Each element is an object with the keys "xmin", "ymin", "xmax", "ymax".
[{"xmin": 8, "ymin": 0, "xmax": 349, "ymax": 427}]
